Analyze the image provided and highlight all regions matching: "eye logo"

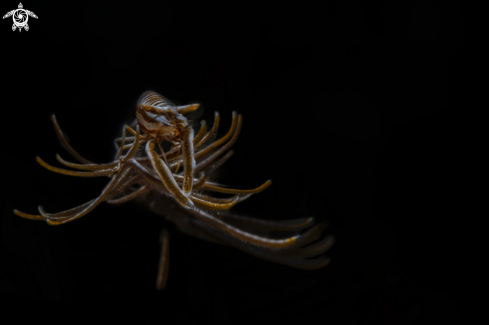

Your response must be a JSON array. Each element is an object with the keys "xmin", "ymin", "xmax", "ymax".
[{"xmin": 3, "ymin": 3, "xmax": 38, "ymax": 32}]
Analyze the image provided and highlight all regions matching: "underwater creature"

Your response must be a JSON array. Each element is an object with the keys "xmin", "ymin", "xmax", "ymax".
[{"xmin": 13, "ymin": 91, "xmax": 334, "ymax": 290}]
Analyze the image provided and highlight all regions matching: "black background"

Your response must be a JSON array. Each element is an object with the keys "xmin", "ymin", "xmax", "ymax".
[{"xmin": 1, "ymin": 1, "xmax": 468, "ymax": 324}]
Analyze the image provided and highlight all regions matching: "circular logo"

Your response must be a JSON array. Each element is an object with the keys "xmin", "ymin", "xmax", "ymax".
[{"xmin": 13, "ymin": 9, "xmax": 27, "ymax": 27}]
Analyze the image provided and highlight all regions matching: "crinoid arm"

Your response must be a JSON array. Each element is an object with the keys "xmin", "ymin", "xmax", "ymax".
[
  {"xmin": 194, "ymin": 112, "xmax": 238, "ymax": 162},
  {"xmin": 107, "ymin": 185, "xmax": 150, "ymax": 205},
  {"xmin": 156, "ymin": 229, "xmax": 170, "ymax": 290},
  {"xmin": 137, "ymin": 191, "xmax": 334, "ymax": 270},
  {"xmin": 194, "ymin": 211, "xmax": 333, "ymax": 270},
  {"xmin": 192, "ymin": 120, "xmax": 207, "ymax": 145},
  {"xmin": 50, "ymin": 114, "xmax": 94, "ymax": 164},
  {"xmin": 196, "ymin": 111, "xmax": 220, "ymax": 149},
  {"xmin": 145, "ymin": 140, "xmax": 194, "ymax": 209},
  {"xmin": 176, "ymin": 103, "xmax": 200, "ymax": 115},
  {"xmin": 181, "ymin": 127, "xmax": 195, "ymax": 196},
  {"xmin": 13, "ymin": 126, "xmax": 142, "ymax": 225},
  {"xmin": 14, "ymin": 91, "xmax": 334, "ymax": 288},
  {"xmin": 35, "ymin": 156, "xmax": 114, "ymax": 177}
]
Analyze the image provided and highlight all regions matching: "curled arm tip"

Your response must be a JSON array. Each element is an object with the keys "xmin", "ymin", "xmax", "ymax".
[{"xmin": 13, "ymin": 209, "xmax": 45, "ymax": 221}]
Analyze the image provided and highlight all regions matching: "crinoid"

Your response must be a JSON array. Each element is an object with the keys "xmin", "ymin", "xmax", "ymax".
[{"xmin": 13, "ymin": 91, "xmax": 334, "ymax": 290}]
